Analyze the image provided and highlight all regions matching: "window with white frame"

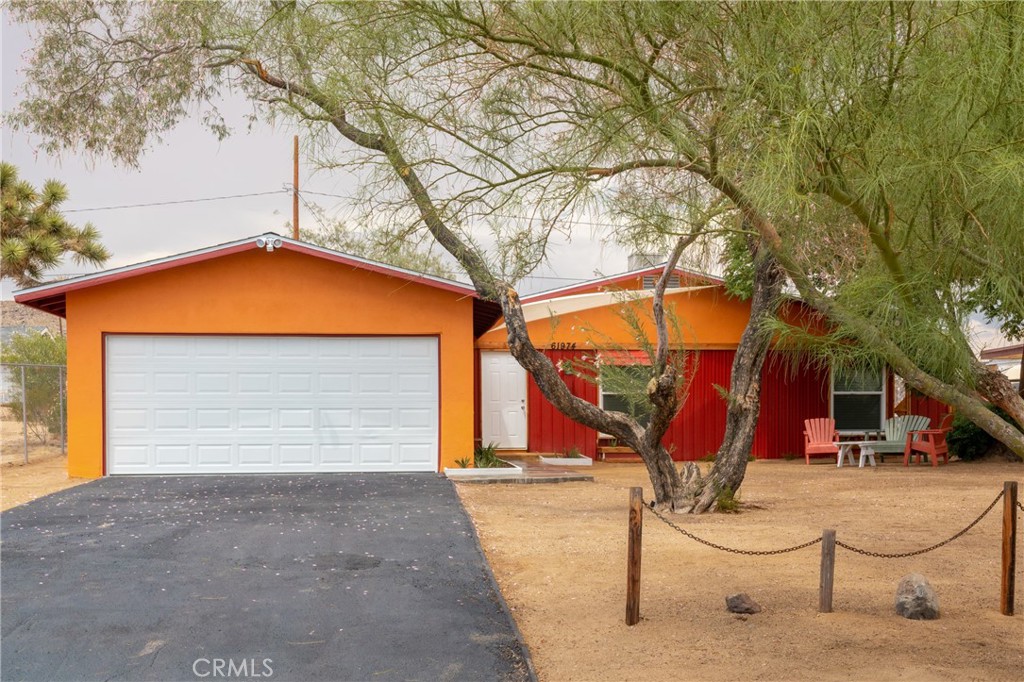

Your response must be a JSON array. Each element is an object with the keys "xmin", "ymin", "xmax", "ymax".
[
  {"xmin": 832, "ymin": 366, "xmax": 885, "ymax": 432},
  {"xmin": 599, "ymin": 365, "xmax": 652, "ymax": 427}
]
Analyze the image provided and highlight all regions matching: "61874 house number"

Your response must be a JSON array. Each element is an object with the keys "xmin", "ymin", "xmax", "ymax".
[{"xmin": 549, "ymin": 342, "xmax": 577, "ymax": 350}]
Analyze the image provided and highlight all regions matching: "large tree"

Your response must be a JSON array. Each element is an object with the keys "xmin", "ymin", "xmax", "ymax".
[
  {"xmin": 1, "ymin": 162, "xmax": 110, "ymax": 287},
  {"xmin": 7, "ymin": 1, "xmax": 1023, "ymax": 507},
  {"xmin": 401, "ymin": 1, "xmax": 1024, "ymax": 454}
]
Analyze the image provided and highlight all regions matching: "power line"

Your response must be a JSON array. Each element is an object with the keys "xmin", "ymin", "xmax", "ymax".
[
  {"xmin": 62, "ymin": 190, "xmax": 288, "ymax": 213},
  {"xmin": 298, "ymin": 189, "xmax": 631, "ymax": 230}
]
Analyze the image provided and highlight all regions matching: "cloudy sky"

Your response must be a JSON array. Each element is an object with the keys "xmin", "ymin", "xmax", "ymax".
[
  {"xmin": 1, "ymin": 11, "xmax": 1012, "ymax": 352},
  {"xmin": 1, "ymin": 11, "xmax": 630, "ymax": 301}
]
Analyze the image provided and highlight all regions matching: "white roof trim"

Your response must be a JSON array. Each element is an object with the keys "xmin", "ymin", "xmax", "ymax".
[
  {"xmin": 521, "ymin": 265, "xmax": 721, "ymax": 301},
  {"xmin": 14, "ymin": 232, "xmax": 476, "ymax": 297},
  {"xmin": 489, "ymin": 286, "xmax": 717, "ymax": 332}
]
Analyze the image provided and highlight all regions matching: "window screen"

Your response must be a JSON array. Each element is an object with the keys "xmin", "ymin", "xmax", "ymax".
[
  {"xmin": 833, "ymin": 366, "xmax": 884, "ymax": 431},
  {"xmin": 601, "ymin": 366, "xmax": 652, "ymax": 427}
]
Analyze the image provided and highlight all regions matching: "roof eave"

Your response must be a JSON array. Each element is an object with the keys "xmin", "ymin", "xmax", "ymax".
[{"xmin": 13, "ymin": 233, "xmax": 479, "ymax": 316}]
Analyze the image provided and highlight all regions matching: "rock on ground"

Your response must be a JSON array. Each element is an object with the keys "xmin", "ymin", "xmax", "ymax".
[
  {"xmin": 895, "ymin": 573, "xmax": 940, "ymax": 620},
  {"xmin": 726, "ymin": 593, "xmax": 762, "ymax": 614}
]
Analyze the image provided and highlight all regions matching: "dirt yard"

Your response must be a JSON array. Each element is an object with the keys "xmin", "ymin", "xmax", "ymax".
[
  {"xmin": 1, "ymin": 419, "xmax": 85, "ymax": 511},
  {"xmin": 456, "ymin": 459, "xmax": 1024, "ymax": 682}
]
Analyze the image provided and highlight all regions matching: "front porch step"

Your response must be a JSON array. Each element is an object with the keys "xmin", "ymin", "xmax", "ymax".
[{"xmin": 598, "ymin": 446, "xmax": 643, "ymax": 463}]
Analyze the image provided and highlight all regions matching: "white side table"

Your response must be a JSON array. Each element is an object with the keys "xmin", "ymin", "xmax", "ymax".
[{"xmin": 837, "ymin": 441, "xmax": 876, "ymax": 468}]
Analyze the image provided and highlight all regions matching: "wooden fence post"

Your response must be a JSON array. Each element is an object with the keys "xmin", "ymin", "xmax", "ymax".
[
  {"xmin": 626, "ymin": 487, "xmax": 643, "ymax": 626},
  {"xmin": 1002, "ymin": 481, "xmax": 1018, "ymax": 616},
  {"xmin": 819, "ymin": 529, "xmax": 836, "ymax": 613}
]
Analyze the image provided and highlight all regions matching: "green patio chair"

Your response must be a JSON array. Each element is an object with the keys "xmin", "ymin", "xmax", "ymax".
[{"xmin": 871, "ymin": 414, "xmax": 931, "ymax": 462}]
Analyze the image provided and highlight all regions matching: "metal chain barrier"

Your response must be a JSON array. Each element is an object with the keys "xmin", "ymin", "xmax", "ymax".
[
  {"xmin": 648, "ymin": 489, "xmax": 1006, "ymax": 559},
  {"xmin": 648, "ymin": 505, "xmax": 822, "ymax": 555},
  {"xmin": 835, "ymin": 490, "xmax": 1005, "ymax": 559}
]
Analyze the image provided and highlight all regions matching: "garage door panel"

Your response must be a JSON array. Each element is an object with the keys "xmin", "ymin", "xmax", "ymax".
[{"xmin": 106, "ymin": 335, "xmax": 438, "ymax": 474}]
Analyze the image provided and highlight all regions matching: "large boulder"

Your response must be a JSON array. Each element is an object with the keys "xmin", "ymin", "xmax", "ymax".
[{"xmin": 895, "ymin": 573, "xmax": 939, "ymax": 620}]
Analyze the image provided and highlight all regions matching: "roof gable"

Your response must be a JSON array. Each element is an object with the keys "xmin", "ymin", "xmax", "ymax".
[
  {"xmin": 520, "ymin": 265, "xmax": 722, "ymax": 303},
  {"xmin": 14, "ymin": 233, "xmax": 477, "ymax": 317}
]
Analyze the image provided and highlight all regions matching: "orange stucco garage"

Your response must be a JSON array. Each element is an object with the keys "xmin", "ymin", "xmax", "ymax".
[{"xmin": 15, "ymin": 234, "xmax": 489, "ymax": 478}]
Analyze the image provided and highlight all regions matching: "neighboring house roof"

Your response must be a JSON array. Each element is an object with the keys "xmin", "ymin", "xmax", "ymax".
[
  {"xmin": 980, "ymin": 343, "xmax": 1024, "ymax": 361},
  {"xmin": 14, "ymin": 233, "xmax": 481, "ymax": 318},
  {"xmin": 520, "ymin": 265, "xmax": 722, "ymax": 303}
]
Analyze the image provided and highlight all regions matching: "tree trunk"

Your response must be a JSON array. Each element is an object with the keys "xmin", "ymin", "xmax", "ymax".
[
  {"xmin": 1020, "ymin": 343, "xmax": 1024, "ymax": 401},
  {"xmin": 672, "ymin": 247, "xmax": 785, "ymax": 513},
  {"xmin": 972, "ymin": 358, "xmax": 1024, "ymax": 430}
]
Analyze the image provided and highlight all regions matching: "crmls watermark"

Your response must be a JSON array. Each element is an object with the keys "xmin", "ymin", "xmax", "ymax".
[{"xmin": 193, "ymin": 658, "xmax": 273, "ymax": 678}]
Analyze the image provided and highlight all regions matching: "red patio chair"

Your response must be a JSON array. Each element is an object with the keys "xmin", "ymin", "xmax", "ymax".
[
  {"xmin": 904, "ymin": 413, "xmax": 954, "ymax": 467},
  {"xmin": 803, "ymin": 418, "xmax": 839, "ymax": 464}
]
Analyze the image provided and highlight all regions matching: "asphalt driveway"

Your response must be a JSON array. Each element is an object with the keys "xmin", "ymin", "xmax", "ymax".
[{"xmin": 1, "ymin": 475, "xmax": 532, "ymax": 682}]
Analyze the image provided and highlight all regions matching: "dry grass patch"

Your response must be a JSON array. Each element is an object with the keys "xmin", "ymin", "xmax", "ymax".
[
  {"xmin": 1, "ymin": 419, "xmax": 85, "ymax": 511},
  {"xmin": 457, "ymin": 460, "xmax": 1024, "ymax": 682}
]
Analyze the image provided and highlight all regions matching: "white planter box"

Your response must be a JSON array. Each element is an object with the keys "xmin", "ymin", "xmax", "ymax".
[
  {"xmin": 444, "ymin": 460, "xmax": 523, "ymax": 478},
  {"xmin": 538, "ymin": 454, "xmax": 593, "ymax": 466}
]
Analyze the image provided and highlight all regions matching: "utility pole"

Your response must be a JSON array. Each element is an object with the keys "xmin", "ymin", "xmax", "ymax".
[{"xmin": 293, "ymin": 135, "xmax": 300, "ymax": 240}]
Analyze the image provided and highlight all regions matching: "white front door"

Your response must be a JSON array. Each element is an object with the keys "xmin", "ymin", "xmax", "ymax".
[{"xmin": 480, "ymin": 351, "xmax": 527, "ymax": 449}]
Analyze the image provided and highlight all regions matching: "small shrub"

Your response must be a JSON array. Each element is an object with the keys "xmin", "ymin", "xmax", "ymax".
[
  {"xmin": 699, "ymin": 452, "xmax": 717, "ymax": 462},
  {"xmin": 715, "ymin": 486, "xmax": 740, "ymax": 513},
  {"xmin": 564, "ymin": 446, "xmax": 583, "ymax": 458},
  {"xmin": 474, "ymin": 442, "xmax": 506, "ymax": 468},
  {"xmin": 946, "ymin": 407, "xmax": 1015, "ymax": 461},
  {"xmin": 782, "ymin": 452, "xmax": 797, "ymax": 461},
  {"xmin": 747, "ymin": 454, "xmax": 756, "ymax": 462},
  {"xmin": 455, "ymin": 457, "xmax": 471, "ymax": 468}
]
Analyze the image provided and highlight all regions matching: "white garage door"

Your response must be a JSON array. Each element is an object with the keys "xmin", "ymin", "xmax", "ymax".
[{"xmin": 105, "ymin": 335, "xmax": 438, "ymax": 474}]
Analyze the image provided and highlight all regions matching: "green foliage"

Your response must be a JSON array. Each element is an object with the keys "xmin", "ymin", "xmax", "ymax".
[
  {"xmin": 454, "ymin": 456, "xmax": 472, "ymax": 468},
  {"xmin": 1, "ymin": 331, "xmax": 66, "ymax": 443},
  {"xmin": 947, "ymin": 407, "xmax": 1016, "ymax": 461},
  {"xmin": 563, "ymin": 446, "xmax": 582, "ymax": 459},
  {"xmin": 474, "ymin": 442, "xmax": 506, "ymax": 468},
  {"xmin": 715, "ymin": 486, "xmax": 740, "ymax": 513},
  {"xmin": 9, "ymin": 0, "xmax": 1024, "ymax": 465},
  {"xmin": 699, "ymin": 452, "xmax": 716, "ymax": 462},
  {"xmin": 1, "ymin": 162, "xmax": 110, "ymax": 287},
  {"xmin": 783, "ymin": 452, "xmax": 798, "ymax": 461},
  {"xmin": 300, "ymin": 221, "xmax": 457, "ymax": 280},
  {"xmin": 721, "ymin": 231, "xmax": 755, "ymax": 301}
]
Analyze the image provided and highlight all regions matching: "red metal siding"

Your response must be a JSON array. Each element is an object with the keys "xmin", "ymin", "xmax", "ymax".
[
  {"xmin": 753, "ymin": 352, "xmax": 831, "ymax": 459},
  {"xmin": 526, "ymin": 348, "xmax": 831, "ymax": 461},
  {"xmin": 906, "ymin": 391, "xmax": 953, "ymax": 427},
  {"xmin": 527, "ymin": 350, "xmax": 599, "ymax": 456},
  {"xmin": 664, "ymin": 351, "xmax": 731, "ymax": 460}
]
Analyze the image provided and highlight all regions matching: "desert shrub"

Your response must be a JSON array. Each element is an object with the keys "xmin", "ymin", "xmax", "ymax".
[
  {"xmin": 1, "ymin": 331, "xmax": 66, "ymax": 443},
  {"xmin": 474, "ymin": 442, "xmax": 505, "ymax": 468},
  {"xmin": 715, "ymin": 486, "xmax": 740, "ymax": 513},
  {"xmin": 946, "ymin": 407, "xmax": 1015, "ymax": 461}
]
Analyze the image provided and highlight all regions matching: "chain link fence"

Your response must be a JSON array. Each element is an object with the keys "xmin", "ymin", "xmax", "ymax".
[{"xmin": 0, "ymin": 363, "xmax": 67, "ymax": 464}]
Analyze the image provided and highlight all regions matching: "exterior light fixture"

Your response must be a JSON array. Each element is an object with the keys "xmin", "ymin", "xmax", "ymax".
[{"xmin": 255, "ymin": 237, "xmax": 283, "ymax": 252}]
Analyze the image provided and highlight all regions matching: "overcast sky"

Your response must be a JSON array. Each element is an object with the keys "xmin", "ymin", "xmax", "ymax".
[
  {"xmin": 0, "ymin": 11, "xmax": 1011, "ymax": 351},
  {"xmin": 1, "ymin": 10, "xmax": 631, "ymax": 301}
]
